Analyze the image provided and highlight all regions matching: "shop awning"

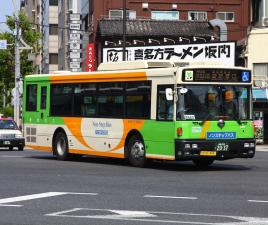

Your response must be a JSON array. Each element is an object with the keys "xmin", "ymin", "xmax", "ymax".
[
  {"xmin": 253, "ymin": 88, "xmax": 268, "ymax": 101},
  {"xmin": 97, "ymin": 18, "xmax": 214, "ymax": 38}
]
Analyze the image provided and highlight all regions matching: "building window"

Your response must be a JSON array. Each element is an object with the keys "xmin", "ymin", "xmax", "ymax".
[
  {"xmin": 216, "ymin": 12, "xmax": 235, "ymax": 22},
  {"xmin": 109, "ymin": 10, "xmax": 136, "ymax": 19},
  {"xmin": 253, "ymin": 63, "xmax": 268, "ymax": 77},
  {"xmin": 188, "ymin": 11, "xmax": 207, "ymax": 21},
  {"xmin": 49, "ymin": 0, "xmax": 58, "ymax": 6},
  {"xmin": 49, "ymin": 54, "xmax": 58, "ymax": 64},
  {"xmin": 151, "ymin": 11, "xmax": 179, "ymax": 20},
  {"xmin": 49, "ymin": 24, "xmax": 58, "ymax": 35}
]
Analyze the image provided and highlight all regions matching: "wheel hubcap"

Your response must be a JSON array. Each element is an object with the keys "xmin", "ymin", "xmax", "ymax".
[
  {"xmin": 57, "ymin": 137, "xmax": 66, "ymax": 156},
  {"xmin": 131, "ymin": 142, "xmax": 144, "ymax": 160}
]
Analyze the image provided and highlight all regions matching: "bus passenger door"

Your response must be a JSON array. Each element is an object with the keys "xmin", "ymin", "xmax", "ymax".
[
  {"xmin": 145, "ymin": 85, "xmax": 175, "ymax": 159},
  {"xmin": 36, "ymin": 85, "xmax": 50, "ymax": 147},
  {"xmin": 39, "ymin": 86, "xmax": 48, "ymax": 123}
]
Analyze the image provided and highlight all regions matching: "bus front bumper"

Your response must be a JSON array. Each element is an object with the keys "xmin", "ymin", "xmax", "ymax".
[{"xmin": 175, "ymin": 139, "xmax": 255, "ymax": 160}]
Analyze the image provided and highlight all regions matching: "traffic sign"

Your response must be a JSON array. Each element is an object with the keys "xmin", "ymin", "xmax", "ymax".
[
  {"xmin": 69, "ymin": 24, "xmax": 81, "ymax": 30},
  {"xmin": 70, "ymin": 62, "xmax": 81, "ymax": 69},
  {"xmin": 69, "ymin": 42, "xmax": 81, "ymax": 50},
  {"xmin": 0, "ymin": 40, "xmax": 7, "ymax": 50},
  {"xmin": 70, "ymin": 52, "xmax": 82, "ymax": 58},
  {"xmin": 69, "ymin": 13, "xmax": 81, "ymax": 21}
]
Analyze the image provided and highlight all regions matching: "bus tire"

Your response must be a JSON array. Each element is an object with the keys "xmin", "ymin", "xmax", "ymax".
[
  {"xmin": 128, "ymin": 135, "xmax": 146, "ymax": 167},
  {"xmin": 54, "ymin": 131, "xmax": 69, "ymax": 161},
  {"xmin": 18, "ymin": 146, "xmax": 24, "ymax": 151},
  {"xmin": 193, "ymin": 158, "xmax": 214, "ymax": 168}
]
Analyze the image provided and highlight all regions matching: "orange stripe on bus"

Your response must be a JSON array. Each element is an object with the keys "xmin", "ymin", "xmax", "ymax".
[
  {"xmin": 69, "ymin": 149, "xmax": 124, "ymax": 158},
  {"xmin": 26, "ymin": 145, "xmax": 52, "ymax": 152},
  {"xmin": 50, "ymin": 72, "xmax": 147, "ymax": 83},
  {"xmin": 63, "ymin": 117, "xmax": 94, "ymax": 150},
  {"xmin": 200, "ymin": 121, "xmax": 211, "ymax": 139},
  {"xmin": 146, "ymin": 155, "xmax": 175, "ymax": 160}
]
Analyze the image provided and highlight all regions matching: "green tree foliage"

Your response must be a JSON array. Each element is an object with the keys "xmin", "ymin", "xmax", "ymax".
[{"xmin": 0, "ymin": 10, "xmax": 40, "ymax": 117}]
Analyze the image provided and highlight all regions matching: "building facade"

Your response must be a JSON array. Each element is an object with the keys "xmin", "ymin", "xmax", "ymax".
[
  {"xmin": 81, "ymin": 0, "xmax": 251, "ymax": 69},
  {"xmin": 22, "ymin": 0, "xmax": 59, "ymax": 74},
  {"xmin": 246, "ymin": 0, "xmax": 268, "ymax": 143},
  {"xmin": 20, "ymin": 0, "xmax": 41, "ymax": 73}
]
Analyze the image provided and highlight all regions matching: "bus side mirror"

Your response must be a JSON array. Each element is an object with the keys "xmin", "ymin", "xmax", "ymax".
[
  {"xmin": 179, "ymin": 88, "xmax": 188, "ymax": 94},
  {"xmin": 166, "ymin": 88, "xmax": 173, "ymax": 101}
]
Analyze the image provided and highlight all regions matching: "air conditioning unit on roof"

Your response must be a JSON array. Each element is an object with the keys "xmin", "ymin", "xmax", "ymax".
[{"xmin": 262, "ymin": 17, "xmax": 268, "ymax": 27}]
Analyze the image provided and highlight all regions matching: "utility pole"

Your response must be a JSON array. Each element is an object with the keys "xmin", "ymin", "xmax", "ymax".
[
  {"xmin": 122, "ymin": 0, "xmax": 126, "ymax": 61},
  {"xmin": 14, "ymin": 12, "xmax": 21, "ymax": 127}
]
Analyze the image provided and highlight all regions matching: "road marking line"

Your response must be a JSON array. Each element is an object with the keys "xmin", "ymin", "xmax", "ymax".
[
  {"xmin": 248, "ymin": 200, "xmax": 268, "ymax": 203},
  {"xmin": 0, "ymin": 156, "xmax": 25, "ymax": 158},
  {"xmin": 46, "ymin": 208, "xmax": 268, "ymax": 224},
  {"xmin": 0, "ymin": 204, "xmax": 23, "ymax": 207},
  {"xmin": 66, "ymin": 192, "xmax": 98, "ymax": 195},
  {"xmin": 144, "ymin": 195, "xmax": 197, "ymax": 200},
  {"xmin": 0, "ymin": 192, "xmax": 98, "ymax": 205},
  {"xmin": 0, "ymin": 192, "xmax": 67, "ymax": 204}
]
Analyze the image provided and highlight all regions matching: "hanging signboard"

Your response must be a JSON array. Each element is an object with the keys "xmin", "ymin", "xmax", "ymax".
[
  {"xmin": 102, "ymin": 42, "xmax": 236, "ymax": 66},
  {"xmin": 86, "ymin": 43, "xmax": 95, "ymax": 72}
]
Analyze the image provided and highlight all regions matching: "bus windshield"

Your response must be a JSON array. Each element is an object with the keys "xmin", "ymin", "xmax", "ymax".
[{"xmin": 176, "ymin": 85, "xmax": 251, "ymax": 121}]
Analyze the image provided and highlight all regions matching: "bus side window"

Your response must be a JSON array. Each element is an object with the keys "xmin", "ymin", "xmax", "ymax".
[
  {"xmin": 26, "ymin": 84, "xmax": 38, "ymax": 111},
  {"xmin": 40, "ymin": 86, "xmax": 47, "ymax": 109},
  {"xmin": 157, "ymin": 85, "xmax": 173, "ymax": 121}
]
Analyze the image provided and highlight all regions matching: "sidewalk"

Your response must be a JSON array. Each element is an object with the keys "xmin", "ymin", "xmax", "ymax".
[{"xmin": 256, "ymin": 144, "xmax": 268, "ymax": 151}]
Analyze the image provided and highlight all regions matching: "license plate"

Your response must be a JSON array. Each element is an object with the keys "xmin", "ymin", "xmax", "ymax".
[
  {"xmin": 4, "ymin": 141, "xmax": 10, "ymax": 145},
  {"xmin": 200, "ymin": 151, "xmax": 216, "ymax": 156},
  {"xmin": 215, "ymin": 143, "xmax": 229, "ymax": 152}
]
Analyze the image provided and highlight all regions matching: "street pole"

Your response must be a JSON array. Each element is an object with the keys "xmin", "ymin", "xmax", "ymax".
[
  {"xmin": 14, "ymin": 18, "xmax": 21, "ymax": 128},
  {"xmin": 122, "ymin": 0, "xmax": 126, "ymax": 61}
]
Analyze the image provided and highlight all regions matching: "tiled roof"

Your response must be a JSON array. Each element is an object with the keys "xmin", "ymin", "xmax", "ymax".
[{"xmin": 97, "ymin": 18, "xmax": 214, "ymax": 38}]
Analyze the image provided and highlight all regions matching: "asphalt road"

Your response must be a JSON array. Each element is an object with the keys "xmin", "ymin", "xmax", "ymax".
[{"xmin": 0, "ymin": 146, "xmax": 268, "ymax": 225}]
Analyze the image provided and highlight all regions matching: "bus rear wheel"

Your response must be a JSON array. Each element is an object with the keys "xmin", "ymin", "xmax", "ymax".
[
  {"xmin": 127, "ymin": 135, "xmax": 146, "ymax": 167},
  {"xmin": 192, "ymin": 158, "xmax": 214, "ymax": 168},
  {"xmin": 54, "ymin": 131, "xmax": 69, "ymax": 161}
]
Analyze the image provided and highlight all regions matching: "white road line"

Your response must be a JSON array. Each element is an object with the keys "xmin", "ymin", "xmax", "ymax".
[
  {"xmin": 0, "ymin": 155, "xmax": 25, "ymax": 158},
  {"xmin": 144, "ymin": 195, "xmax": 197, "ymax": 200},
  {"xmin": 0, "ymin": 192, "xmax": 67, "ymax": 204},
  {"xmin": 46, "ymin": 208, "xmax": 268, "ymax": 224},
  {"xmin": 0, "ymin": 192, "xmax": 98, "ymax": 204},
  {"xmin": 66, "ymin": 192, "xmax": 98, "ymax": 195},
  {"xmin": 248, "ymin": 200, "xmax": 268, "ymax": 203},
  {"xmin": 0, "ymin": 204, "xmax": 23, "ymax": 207}
]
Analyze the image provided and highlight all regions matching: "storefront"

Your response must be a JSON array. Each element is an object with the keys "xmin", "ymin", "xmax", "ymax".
[{"xmin": 253, "ymin": 88, "xmax": 268, "ymax": 144}]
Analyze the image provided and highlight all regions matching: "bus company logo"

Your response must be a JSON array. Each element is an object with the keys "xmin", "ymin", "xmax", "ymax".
[
  {"xmin": 185, "ymin": 70, "xmax": 194, "ymax": 81},
  {"xmin": 95, "ymin": 130, "xmax": 108, "ymax": 135},
  {"xmin": 206, "ymin": 132, "xmax": 236, "ymax": 140}
]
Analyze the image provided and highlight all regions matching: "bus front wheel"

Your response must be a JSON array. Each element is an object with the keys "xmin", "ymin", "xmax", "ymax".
[
  {"xmin": 127, "ymin": 135, "xmax": 146, "ymax": 167},
  {"xmin": 192, "ymin": 158, "xmax": 214, "ymax": 168},
  {"xmin": 54, "ymin": 131, "xmax": 69, "ymax": 161}
]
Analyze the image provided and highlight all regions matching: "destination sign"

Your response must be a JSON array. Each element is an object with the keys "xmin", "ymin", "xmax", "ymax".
[{"xmin": 182, "ymin": 69, "xmax": 251, "ymax": 83}]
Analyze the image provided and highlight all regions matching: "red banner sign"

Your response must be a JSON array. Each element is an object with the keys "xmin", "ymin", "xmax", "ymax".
[{"xmin": 86, "ymin": 43, "xmax": 94, "ymax": 72}]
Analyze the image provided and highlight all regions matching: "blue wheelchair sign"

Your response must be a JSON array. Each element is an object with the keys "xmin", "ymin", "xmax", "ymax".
[{"xmin": 241, "ymin": 71, "xmax": 250, "ymax": 82}]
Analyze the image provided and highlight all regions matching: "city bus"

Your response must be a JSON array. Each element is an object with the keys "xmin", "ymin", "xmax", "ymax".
[{"xmin": 22, "ymin": 60, "xmax": 255, "ymax": 167}]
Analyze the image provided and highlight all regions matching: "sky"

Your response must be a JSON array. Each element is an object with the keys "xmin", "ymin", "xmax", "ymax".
[{"xmin": 0, "ymin": 0, "xmax": 19, "ymax": 32}]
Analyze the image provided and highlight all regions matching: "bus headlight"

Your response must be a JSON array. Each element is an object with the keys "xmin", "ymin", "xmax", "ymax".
[
  {"xmin": 250, "ymin": 143, "xmax": 255, "ymax": 148},
  {"xmin": 244, "ymin": 143, "xmax": 249, "ymax": 148}
]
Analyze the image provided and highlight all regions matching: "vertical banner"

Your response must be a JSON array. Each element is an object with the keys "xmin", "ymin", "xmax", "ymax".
[{"xmin": 86, "ymin": 43, "xmax": 95, "ymax": 72}]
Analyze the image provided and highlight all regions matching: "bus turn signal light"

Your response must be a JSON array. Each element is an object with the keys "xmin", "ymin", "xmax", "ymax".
[{"xmin": 177, "ymin": 127, "xmax": 183, "ymax": 136}]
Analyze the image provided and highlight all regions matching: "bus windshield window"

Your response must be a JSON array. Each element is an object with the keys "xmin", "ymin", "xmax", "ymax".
[{"xmin": 177, "ymin": 85, "xmax": 250, "ymax": 121}]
